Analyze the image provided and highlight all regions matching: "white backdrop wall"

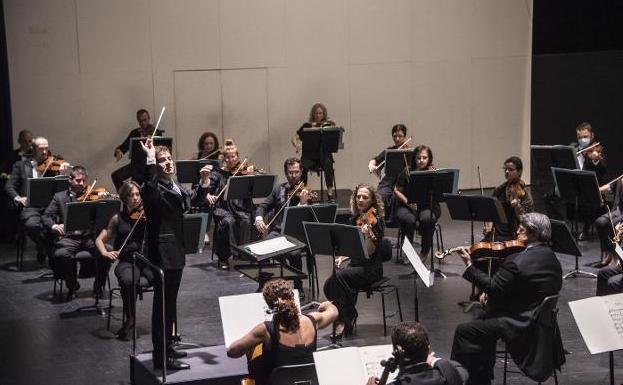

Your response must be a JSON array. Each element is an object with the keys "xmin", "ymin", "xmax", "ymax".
[{"xmin": 5, "ymin": 0, "xmax": 533, "ymax": 191}]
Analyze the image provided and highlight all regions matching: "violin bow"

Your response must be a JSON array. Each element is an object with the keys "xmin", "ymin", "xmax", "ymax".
[
  {"xmin": 214, "ymin": 158, "xmax": 248, "ymax": 202},
  {"xmin": 81, "ymin": 179, "xmax": 98, "ymax": 202},
  {"xmin": 264, "ymin": 182, "xmax": 304, "ymax": 231},
  {"xmin": 117, "ymin": 211, "xmax": 145, "ymax": 255},
  {"xmin": 374, "ymin": 136, "xmax": 413, "ymax": 170}
]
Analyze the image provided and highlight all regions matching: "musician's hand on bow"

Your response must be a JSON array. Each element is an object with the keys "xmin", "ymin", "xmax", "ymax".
[
  {"xmin": 52, "ymin": 224, "xmax": 65, "ymax": 236},
  {"xmin": 102, "ymin": 250, "xmax": 119, "ymax": 261},
  {"xmin": 206, "ymin": 193, "xmax": 218, "ymax": 206},
  {"xmin": 482, "ymin": 221, "xmax": 493, "ymax": 235},
  {"xmin": 510, "ymin": 198, "xmax": 521, "ymax": 209},
  {"xmin": 254, "ymin": 219, "xmax": 268, "ymax": 235},
  {"xmin": 457, "ymin": 247, "xmax": 471, "ymax": 266},
  {"xmin": 588, "ymin": 148, "xmax": 602, "ymax": 162},
  {"xmin": 600, "ymin": 184, "xmax": 612, "ymax": 193},
  {"xmin": 335, "ymin": 256, "xmax": 350, "ymax": 269},
  {"xmin": 408, "ymin": 203, "xmax": 418, "ymax": 213},
  {"xmin": 14, "ymin": 196, "xmax": 27, "ymax": 207},
  {"xmin": 615, "ymin": 223, "xmax": 623, "ymax": 233},
  {"xmin": 140, "ymin": 136, "xmax": 155, "ymax": 158},
  {"xmin": 365, "ymin": 377, "xmax": 379, "ymax": 385}
]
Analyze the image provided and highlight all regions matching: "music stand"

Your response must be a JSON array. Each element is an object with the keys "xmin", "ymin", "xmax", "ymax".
[
  {"xmin": 404, "ymin": 169, "xmax": 459, "ymax": 278},
  {"xmin": 551, "ymin": 167, "xmax": 601, "ymax": 279},
  {"xmin": 383, "ymin": 149, "xmax": 415, "ymax": 179},
  {"xmin": 443, "ymin": 193, "xmax": 508, "ymax": 311},
  {"xmin": 225, "ymin": 174, "xmax": 276, "ymax": 239},
  {"xmin": 549, "ymin": 219, "xmax": 582, "ymax": 257},
  {"xmin": 176, "ymin": 159, "xmax": 220, "ymax": 185},
  {"xmin": 299, "ymin": 126, "xmax": 345, "ymax": 202},
  {"xmin": 282, "ymin": 203, "xmax": 338, "ymax": 298},
  {"xmin": 183, "ymin": 213, "xmax": 210, "ymax": 254},
  {"xmin": 530, "ymin": 145, "xmax": 579, "ymax": 212},
  {"xmin": 63, "ymin": 199, "xmax": 121, "ymax": 314},
  {"xmin": 26, "ymin": 176, "xmax": 70, "ymax": 207},
  {"xmin": 128, "ymin": 137, "xmax": 173, "ymax": 163},
  {"xmin": 303, "ymin": 222, "xmax": 367, "ymax": 345}
]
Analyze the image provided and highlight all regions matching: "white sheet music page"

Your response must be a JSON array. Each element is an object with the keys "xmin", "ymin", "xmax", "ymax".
[
  {"xmin": 359, "ymin": 344, "xmax": 397, "ymax": 382},
  {"xmin": 314, "ymin": 347, "xmax": 366, "ymax": 385},
  {"xmin": 569, "ymin": 293, "xmax": 623, "ymax": 354},
  {"xmin": 246, "ymin": 236, "xmax": 296, "ymax": 256},
  {"xmin": 402, "ymin": 236, "xmax": 434, "ymax": 287},
  {"xmin": 219, "ymin": 290, "xmax": 300, "ymax": 347},
  {"xmin": 615, "ymin": 243, "xmax": 623, "ymax": 264}
]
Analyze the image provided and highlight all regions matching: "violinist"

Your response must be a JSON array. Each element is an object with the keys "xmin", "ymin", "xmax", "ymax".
[
  {"xmin": 594, "ymin": 178, "xmax": 623, "ymax": 268},
  {"xmin": 42, "ymin": 166, "xmax": 111, "ymax": 301},
  {"xmin": 483, "ymin": 156, "xmax": 533, "ymax": 241},
  {"xmin": 323, "ymin": 183, "xmax": 388, "ymax": 339},
  {"xmin": 203, "ymin": 140, "xmax": 255, "ymax": 270},
  {"xmin": 5, "ymin": 136, "xmax": 70, "ymax": 264},
  {"xmin": 393, "ymin": 145, "xmax": 440, "ymax": 259},
  {"xmin": 95, "ymin": 180, "xmax": 153, "ymax": 340},
  {"xmin": 111, "ymin": 109, "xmax": 164, "ymax": 191},
  {"xmin": 451, "ymin": 213, "xmax": 563, "ymax": 385},
  {"xmin": 190, "ymin": 131, "xmax": 221, "ymax": 160},
  {"xmin": 292, "ymin": 103, "xmax": 337, "ymax": 201},
  {"xmin": 368, "ymin": 124, "xmax": 409, "ymax": 214},
  {"xmin": 227, "ymin": 279, "xmax": 338, "ymax": 385},
  {"xmin": 254, "ymin": 158, "xmax": 311, "ymax": 292}
]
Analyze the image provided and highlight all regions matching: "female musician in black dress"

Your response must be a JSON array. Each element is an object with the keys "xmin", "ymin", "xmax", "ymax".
[
  {"xmin": 323, "ymin": 183, "xmax": 388, "ymax": 338},
  {"xmin": 95, "ymin": 180, "xmax": 153, "ymax": 340},
  {"xmin": 393, "ymin": 145, "xmax": 440, "ymax": 258},
  {"xmin": 368, "ymin": 124, "xmax": 409, "ymax": 215},
  {"xmin": 292, "ymin": 103, "xmax": 337, "ymax": 201},
  {"xmin": 191, "ymin": 131, "xmax": 221, "ymax": 160}
]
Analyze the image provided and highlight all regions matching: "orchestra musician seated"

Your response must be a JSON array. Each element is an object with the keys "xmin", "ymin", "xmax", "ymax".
[
  {"xmin": 111, "ymin": 109, "xmax": 164, "ymax": 191},
  {"xmin": 595, "ymin": 178, "xmax": 623, "ymax": 283},
  {"xmin": 203, "ymin": 139, "xmax": 256, "ymax": 270},
  {"xmin": 254, "ymin": 157, "xmax": 311, "ymax": 293},
  {"xmin": 42, "ymin": 166, "xmax": 111, "ymax": 301},
  {"xmin": 393, "ymin": 145, "xmax": 439, "ymax": 259},
  {"xmin": 365, "ymin": 322, "xmax": 467, "ymax": 385},
  {"xmin": 227, "ymin": 279, "xmax": 338, "ymax": 385},
  {"xmin": 292, "ymin": 103, "xmax": 338, "ymax": 201},
  {"xmin": 190, "ymin": 131, "xmax": 221, "ymax": 160},
  {"xmin": 483, "ymin": 156, "xmax": 533, "ymax": 242},
  {"xmin": 6, "ymin": 136, "xmax": 71, "ymax": 264},
  {"xmin": 368, "ymin": 124, "xmax": 409, "ymax": 217},
  {"xmin": 323, "ymin": 183, "xmax": 390, "ymax": 339},
  {"xmin": 95, "ymin": 180, "xmax": 153, "ymax": 340},
  {"xmin": 451, "ymin": 212, "xmax": 563, "ymax": 385}
]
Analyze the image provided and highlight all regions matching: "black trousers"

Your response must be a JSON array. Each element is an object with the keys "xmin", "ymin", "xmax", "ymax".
[
  {"xmin": 323, "ymin": 263, "xmax": 382, "ymax": 324},
  {"xmin": 377, "ymin": 180, "xmax": 394, "ymax": 218},
  {"xmin": 394, "ymin": 205, "xmax": 439, "ymax": 255},
  {"xmin": 213, "ymin": 209, "xmax": 250, "ymax": 263},
  {"xmin": 115, "ymin": 259, "xmax": 155, "ymax": 322},
  {"xmin": 152, "ymin": 268, "xmax": 183, "ymax": 361},
  {"xmin": 596, "ymin": 264, "xmax": 623, "ymax": 296},
  {"xmin": 301, "ymin": 155, "xmax": 334, "ymax": 189},
  {"xmin": 21, "ymin": 207, "xmax": 48, "ymax": 255},
  {"xmin": 53, "ymin": 236, "xmax": 110, "ymax": 290},
  {"xmin": 451, "ymin": 317, "xmax": 506, "ymax": 385},
  {"xmin": 595, "ymin": 208, "xmax": 623, "ymax": 252}
]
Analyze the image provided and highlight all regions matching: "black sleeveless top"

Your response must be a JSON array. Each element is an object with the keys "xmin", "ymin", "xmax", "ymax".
[
  {"xmin": 264, "ymin": 314, "xmax": 318, "ymax": 367},
  {"xmin": 113, "ymin": 211, "xmax": 146, "ymax": 262}
]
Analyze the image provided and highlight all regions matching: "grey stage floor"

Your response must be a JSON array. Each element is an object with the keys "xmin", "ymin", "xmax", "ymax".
[{"xmin": 0, "ymin": 208, "xmax": 621, "ymax": 385}]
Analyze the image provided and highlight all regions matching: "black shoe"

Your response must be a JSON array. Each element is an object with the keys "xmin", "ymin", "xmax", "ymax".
[
  {"xmin": 167, "ymin": 348, "xmax": 188, "ymax": 359},
  {"xmin": 65, "ymin": 282, "xmax": 80, "ymax": 302},
  {"xmin": 154, "ymin": 358, "xmax": 190, "ymax": 370}
]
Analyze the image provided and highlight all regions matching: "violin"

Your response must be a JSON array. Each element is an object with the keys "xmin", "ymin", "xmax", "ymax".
[
  {"xmin": 129, "ymin": 206, "xmax": 145, "ymax": 221},
  {"xmin": 435, "ymin": 239, "xmax": 526, "ymax": 261},
  {"xmin": 36, "ymin": 154, "xmax": 70, "ymax": 175},
  {"xmin": 356, "ymin": 207, "xmax": 378, "ymax": 228},
  {"xmin": 286, "ymin": 182, "xmax": 318, "ymax": 201},
  {"xmin": 78, "ymin": 187, "xmax": 118, "ymax": 201},
  {"xmin": 505, "ymin": 179, "xmax": 526, "ymax": 203},
  {"xmin": 223, "ymin": 161, "xmax": 262, "ymax": 176}
]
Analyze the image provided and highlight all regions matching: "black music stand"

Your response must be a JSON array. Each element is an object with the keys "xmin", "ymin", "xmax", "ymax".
[
  {"xmin": 299, "ymin": 126, "xmax": 344, "ymax": 202},
  {"xmin": 303, "ymin": 222, "xmax": 367, "ymax": 345},
  {"xmin": 384, "ymin": 148, "xmax": 415, "ymax": 179},
  {"xmin": 443, "ymin": 193, "xmax": 508, "ymax": 311},
  {"xmin": 225, "ymin": 174, "xmax": 276, "ymax": 241},
  {"xmin": 62, "ymin": 200, "xmax": 121, "ymax": 314},
  {"xmin": 176, "ymin": 159, "xmax": 220, "ymax": 185},
  {"xmin": 128, "ymin": 137, "xmax": 173, "ymax": 163},
  {"xmin": 551, "ymin": 168, "xmax": 600, "ymax": 279},
  {"xmin": 26, "ymin": 176, "xmax": 70, "ymax": 207},
  {"xmin": 530, "ymin": 144, "xmax": 579, "ymax": 214},
  {"xmin": 404, "ymin": 169, "xmax": 459, "ymax": 278},
  {"xmin": 549, "ymin": 219, "xmax": 582, "ymax": 258},
  {"xmin": 282, "ymin": 204, "xmax": 338, "ymax": 299}
]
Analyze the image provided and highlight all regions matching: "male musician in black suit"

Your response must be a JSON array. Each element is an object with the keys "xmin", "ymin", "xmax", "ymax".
[
  {"xmin": 5, "ymin": 136, "xmax": 67, "ymax": 264},
  {"xmin": 451, "ymin": 212, "xmax": 563, "ymax": 385},
  {"xmin": 254, "ymin": 158, "xmax": 311, "ymax": 291},
  {"xmin": 42, "ymin": 166, "xmax": 110, "ymax": 301},
  {"xmin": 111, "ymin": 109, "xmax": 164, "ymax": 190},
  {"xmin": 365, "ymin": 322, "xmax": 467, "ymax": 385},
  {"xmin": 140, "ymin": 137, "xmax": 208, "ymax": 370},
  {"xmin": 1, "ymin": 129, "xmax": 32, "ymax": 176},
  {"xmin": 595, "ymin": 178, "xmax": 623, "ymax": 272}
]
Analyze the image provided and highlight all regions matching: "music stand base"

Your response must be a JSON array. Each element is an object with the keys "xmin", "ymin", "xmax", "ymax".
[{"xmin": 563, "ymin": 269, "xmax": 597, "ymax": 279}]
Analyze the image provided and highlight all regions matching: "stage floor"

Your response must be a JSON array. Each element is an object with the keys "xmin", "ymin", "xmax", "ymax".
[{"xmin": 0, "ymin": 208, "xmax": 621, "ymax": 385}]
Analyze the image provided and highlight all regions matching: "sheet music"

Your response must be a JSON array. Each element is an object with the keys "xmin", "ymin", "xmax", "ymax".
[
  {"xmin": 569, "ymin": 293, "xmax": 623, "ymax": 354},
  {"xmin": 360, "ymin": 344, "xmax": 397, "ymax": 382},
  {"xmin": 219, "ymin": 290, "xmax": 300, "ymax": 347},
  {"xmin": 314, "ymin": 344, "xmax": 395, "ymax": 385},
  {"xmin": 615, "ymin": 244, "xmax": 623, "ymax": 264},
  {"xmin": 402, "ymin": 237, "xmax": 434, "ymax": 287},
  {"xmin": 245, "ymin": 236, "xmax": 296, "ymax": 256}
]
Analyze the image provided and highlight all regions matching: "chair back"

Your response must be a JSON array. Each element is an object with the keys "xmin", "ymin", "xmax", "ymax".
[
  {"xmin": 267, "ymin": 363, "xmax": 318, "ymax": 385},
  {"xmin": 535, "ymin": 294, "xmax": 559, "ymax": 328}
]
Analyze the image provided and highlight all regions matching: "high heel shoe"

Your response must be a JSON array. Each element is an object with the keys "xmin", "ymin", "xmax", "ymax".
[{"xmin": 344, "ymin": 315, "xmax": 358, "ymax": 337}]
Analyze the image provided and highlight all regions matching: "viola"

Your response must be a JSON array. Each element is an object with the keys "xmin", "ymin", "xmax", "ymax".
[
  {"xmin": 435, "ymin": 239, "xmax": 526, "ymax": 261},
  {"xmin": 36, "ymin": 154, "xmax": 70, "ymax": 175}
]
